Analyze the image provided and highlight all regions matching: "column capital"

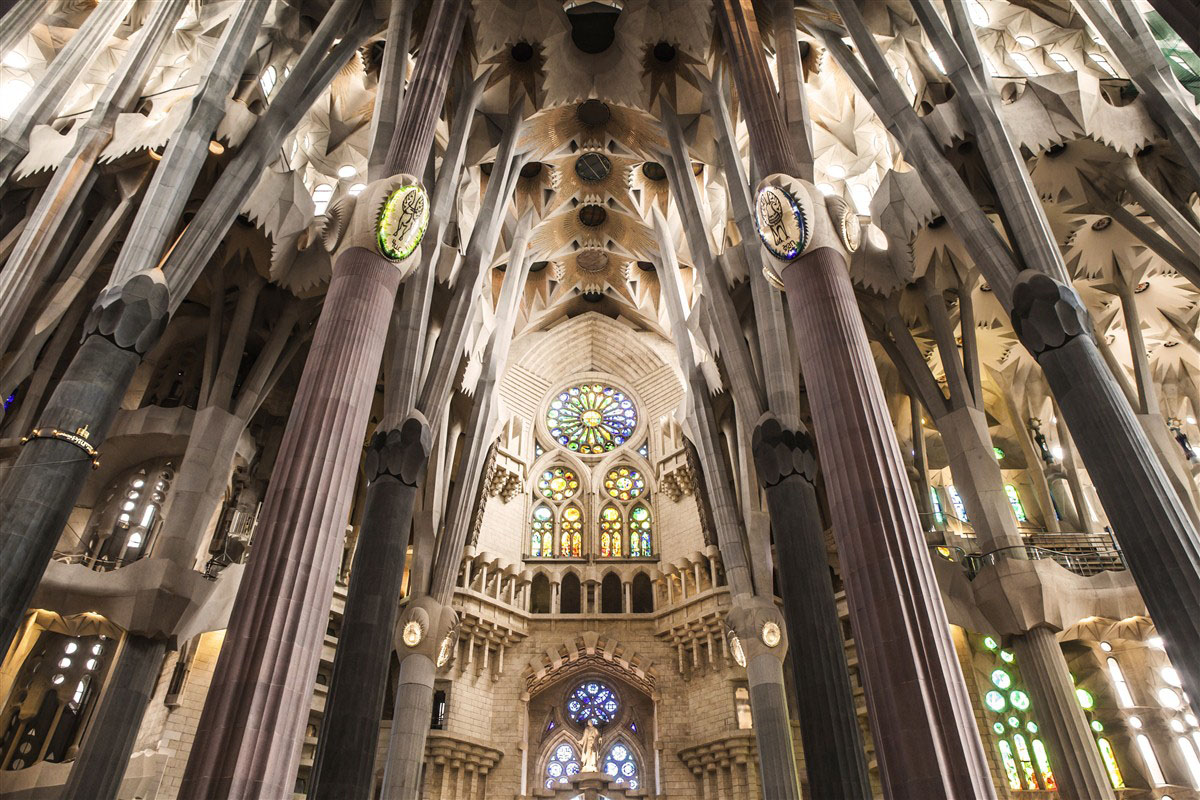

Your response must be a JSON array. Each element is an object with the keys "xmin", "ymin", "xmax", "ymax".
[
  {"xmin": 84, "ymin": 270, "xmax": 170, "ymax": 355},
  {"xmin": 726, "ymin": 594, "xmax": 789, "ymax": 661},
  {"xmin": 751, "ymin": 413, "xmax": 818, "ymax": 488},
  {"xmin": 1010, "ymin": 270, "xmax": 1091, "ymax": 356},
  {"xmin": 364, "ymin": 412, "xmax": 432, "ymax": 486},
  {"xmin": 397, "ymin": 594, "xmax": 459, "ymax": 666}
]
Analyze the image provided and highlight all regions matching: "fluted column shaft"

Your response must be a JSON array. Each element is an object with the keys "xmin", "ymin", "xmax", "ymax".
[
  {"xmin": 715, "ymin": 0, "xmax": 995, "ymax": 795},
  {"xmin": 781, "ymin": 250, "xmax": 996, "ymax": 799},
  {"xmin": 179, "ymin": 251, "xmax": 402, "ymax": 798},
  {"xmin": 62, "ymin": 634, "xmax": 167, "ymax": 800},
  {"xmin": 1010, "ymin": 627, "xmax": 1116, "ymax": 800},
  {"xmin": 310, "ymin": 421, "xmax": 430, "ymax": 800},
  {"xmin": 180, "ymin": 3, "xmax": 466, "ymax": 795},
  {"xmin": 754, "ymin": 421, "xmax": 872, "ymax": 800}
]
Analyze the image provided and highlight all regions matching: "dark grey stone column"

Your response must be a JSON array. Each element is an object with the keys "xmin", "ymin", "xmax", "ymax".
[
  {"xmin": 1149, "ymin": 0, "xmax": 1200, "ymax": 55},
  {"xmin": 0, "ymin": 274, "xmax": 168, "ymax": 654},
  {"xmin": 310, "ymin": 417, "xmax": 431, "ymax": 800},
  {"xmin": 752, "ymin": 416, "xmax": 872, "ymax": 800},
  {"xmin": 62, "ymin": 634, "xmax": 168, "ymax": 800},
  {"xmin": 1010, "ymin": 627, "xmax": 1116, "ymax": 800},
  {"xmin": 1011, "ymin": 271, "xmax": 1200, "ymax": 708}
]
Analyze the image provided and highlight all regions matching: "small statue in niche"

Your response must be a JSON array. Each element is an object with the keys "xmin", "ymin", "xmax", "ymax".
[{"xmin": 579, "ymin": 717, "xmax": 601, "ymax": 773}]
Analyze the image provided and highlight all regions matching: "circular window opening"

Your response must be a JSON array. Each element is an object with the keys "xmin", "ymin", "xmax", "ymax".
[
  {"xmin": 641, "ymin": 161, "xmax": 667, "ymax": 181},
  {"xmin": 577, "ymin": 99, "xmax": 612, "ymax": 126},
  {"xmin": 529, "ymin": 260, "xmax": 549, "ymax": 273},
  {"xmin": 579, "ymin": 204, "xmax": 608, "ymax": 227},
  {"xmin": 582, "ymin": 291, "xmax": 605, "ymax": 303},
  {"xmin": 652, "ymin": 41, "xmax": 676, "ymax": 62},
  {"xmin": 575, "ymin": 152, "xmax": 612, "ymax": 181},
  {"xmin": 636, "ymin": 260, "xmax": 655, "ymax": 271},
  {"xmin": 521, "ymin": 161, "xmax": 544, "ymax": 179},
  {"xmin": 546, "ymin": 383, "xmax": 637, "ymax": 454},
  {"xmin": 566, "ymin": 680, "xmax": 620, "ymax": 726},
  {"xmin": 511, "ymin": 41, "xmax": 534, "ymax": 62}
]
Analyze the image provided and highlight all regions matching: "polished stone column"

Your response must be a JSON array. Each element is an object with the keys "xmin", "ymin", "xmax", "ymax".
[
  {"xmin": 310, "ymin": 419, "xmax": 431, "ymax": 800},
  {"xmin": 1149, "ymin": 0, "xmax": 1200, "ymax": 55},
  {"xmin": 1011, "ymin": 271, "xmax": 1200, "ymax": 710},
  {"xmin": 0, "ymin": 274, "xmax": 168, "ymax": 654},
  {"xmin": 1010, "ymin": 627, "xmax": 1116, "ymax": 800},
  {"xmin": 62, "ymin": 634, "xmax": 168, "ymax": 800},
  {"xmin": 715, "ymin": 1, "xmax": 997, "ymax": 796},
  {"xmin": 179, "ymin": 1, "xmax": 467, "ymax": 795},
  {"xmin": 752, "ymin": 417, "xmax": 872, "ymax": 800}
]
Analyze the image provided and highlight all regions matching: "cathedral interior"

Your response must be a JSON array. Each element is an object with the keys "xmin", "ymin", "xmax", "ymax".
[{"xmin": 2, "ymin": 0, "xmax": 1200, "ymax": 798}]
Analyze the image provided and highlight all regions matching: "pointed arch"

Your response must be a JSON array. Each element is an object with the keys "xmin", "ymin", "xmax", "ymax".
[
  {"xmin": 602, "ymin": 735, "xmax": 643, "ymax": 791},
  {"xmin": 541, "ymin": 735, "xmax": 582, "ymax": 789},
  {"xmin": 629, "ymin": 503, "xmax": 652, "ymax": 557},
  {"xmin": 561, "ymin": 503, "xmax": 583, "ymax": 557},
  {"xmin": 599, "ymin": 503, "xmax": 622, "ymax": 557},
  {"xmin": 601, "ymin": 572, "xmax": 622, "ymax": 613},
  {"xmin": 530, "ymin": 503, "xmax": 554, "ymax": 557}
]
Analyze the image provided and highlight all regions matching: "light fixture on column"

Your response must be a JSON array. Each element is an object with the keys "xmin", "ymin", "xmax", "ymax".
[{"xmin": 402, "ymin": 620, "xmax": 424, "ymax": 647}]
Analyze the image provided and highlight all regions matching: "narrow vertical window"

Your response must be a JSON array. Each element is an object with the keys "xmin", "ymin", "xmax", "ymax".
[
  {"xmin": 629, "ymin": 504, "xmax": 651, "ymax": 557},
  {"xmin": 1107, "ymin": 657, "xmax": 1135, "ymax": 707},
  {"xmin": 531, "ymin": 504, "xmax": 554, "ymax": 557},
  {"xmin": 1097, "ymin": 738, "xmax": 1125, "ymax": 788},
  {"xmin": 1136, "ymin": 733, "xmax": 1167, "ymax": 785},
  {"xmin": 1005, "ymin": 484, "xmax": 1028, "ymax": 522}
]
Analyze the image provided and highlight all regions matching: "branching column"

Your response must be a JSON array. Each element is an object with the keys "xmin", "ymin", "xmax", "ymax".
[
  {"xmin": 178, "ymin": 1, "xmax": 468, "ymax": 796},
  {"xmin": 714, "ymin": 2, "xmax": 996, "ymax": 797}
]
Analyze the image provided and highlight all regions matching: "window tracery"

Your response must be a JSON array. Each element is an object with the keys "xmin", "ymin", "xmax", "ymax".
[
  {"xmin": 82, "ymin": 461, "xmax": 175, "ymax": 570},
  {"xmin": 547, "ymin": 383, "xmax": 637, "ymax": 454}
]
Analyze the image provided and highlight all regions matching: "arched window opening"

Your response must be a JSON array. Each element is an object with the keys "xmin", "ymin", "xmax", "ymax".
[
  {"xmin": 82, "ymin": 461, "xmax": 175, "ymax": 570},
  {"xmin": 544, "ymin": 741, "xmax": 581, "ymax": 788},
  {"xmin": 629, "ymin": 503, "xmax": 652, "ymax": 557},
  {"xmin": 599, "ymin": 504, "xmax": 622, "ymax": 557},
  {"xmin": 601, "ymin": 573, "xmax": 622, "ymax": 613},
  {"xmin": 0, "ymin": 627, "xmax": 112, "ymax": 770},
  {"xmin": 530, "ymin": 503, "xmax": 554, "ymax": 557},
  {"xmin": 561, "ymin": 504, "xmax": 583, "ymax": 557},
  {"xmin": 602, "ymin": 740, "xmax": 640, "ymax": 790},
  {"xmin": 631, "ymin": 572, "xmax": 653, "ymax": 613},
  {"xmin": 560, "ymin": 573, "xmax": 581, "ymax": 613},
  {"xmin": 1005, "ymin": 484, "xmax": 1028, "ymax": 522},
  {"xmin": 530, "ymin": 573, "xmax": 551, "ymax": 613}
]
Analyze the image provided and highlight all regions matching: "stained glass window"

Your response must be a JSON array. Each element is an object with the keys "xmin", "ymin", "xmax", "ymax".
[
  {"xmin": 545, "ymin": 742, "xmax": 581, "ymax": 788},
  {"xmin": 1013, "ymin": 733, "xmax": 1038, "ymax": 790},
  {"xmin": 547, "ymin": 384, "xmax": 637, "ymax": 454},
  {"xmin": 998, "ymin": 740, "xmax": 1022, "ymax": 790},
  {"xmin": 603, "ymin": 741, "xmax": 640, "ymax": 790},
  {"xmin": 1005, "ymin": 484, "xmax": 1028, "ymax": 522},
  {"xmin": 567, "ymin": 681, "xmax": 619, "ymax": 726},
  {"xmin": 604, "ymin": 466, "xmax": 644, "ymax": 500},
  {"xmin": 1098, "ymin": 738, "xmax": 1126, "ymax": 788},
  {"xmin": 531, "ymin": 504, "xmax": 554, "ymax": 557},
  {"xmin": 538, "ymin": 466, "xmax": 580, "ymax": 502},
  {"xmin": 947, "ymin": 485, "xmax": 968, "ymax": 520},
  {"xmin": 629, "ymin": 504, "xmax": 651, "ymax": 557},
  {"xmin": 600, "ymin": 505, "xmax": 622, "ymax": 557},
  {"xmin": 561, "ymin": 505, "xmax": 582, "ymax": 557},
  {"xmin": 1032, "ymin": 739, "xmax": 1057, "ymax": 790}
]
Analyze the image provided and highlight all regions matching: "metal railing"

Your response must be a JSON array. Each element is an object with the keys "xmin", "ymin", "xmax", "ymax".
[{"xmin": 929, "ymin": 531, "xmax": 1126, "ymax": 578}]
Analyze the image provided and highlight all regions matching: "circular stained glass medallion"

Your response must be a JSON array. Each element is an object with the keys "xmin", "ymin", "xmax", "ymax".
[
  {"xmin": 754, "ymin": 185, "xmax": 807, "ymax": 260},
  {"xmin": 376, "ymin": 184, "xmax": 429, "ymax": 261},
  {"xmin": 567, "ymin": 681, "xmax": 619, "ymax": 726},
  {"xmin": 538, "ymin": 466, "xmax": 579, "ymax": 501},
  {"xmin": 547, "ymin": 384, "xmax": 637, "ymax": 454},
  {"xmin": 604, "ymin": 466, "xmax": 644, "ymax": 500}
]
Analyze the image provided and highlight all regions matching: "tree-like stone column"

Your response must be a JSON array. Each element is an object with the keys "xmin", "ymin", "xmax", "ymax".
[
  {"xmin": 309, "ymin": 418, "xmax": 431, "ymax": 799},
  {"xmin": 752, "ymin": 416, "xmax": 872, "ymax": 800},
  {"xmin": 61, "ymin": 634, "xmax": 168, "ymax": 800},
  {"xmin": 1010, "ymin": 627, "xmax": 1116, "ymax": 800},
  {"xmin": 715, "ymin": 1, "xmax": 997, "ymax": 796},
  {"xmin": 178, "ymin": 1, "xmax": 468, "ymax": 795},
  {"xmin": 1010, "ymin": 271, "xmax": 1200, "ymax": 709},
  {"xmin": 0, "ymin": 274, "xmax": 168, "ymax": 652}
]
